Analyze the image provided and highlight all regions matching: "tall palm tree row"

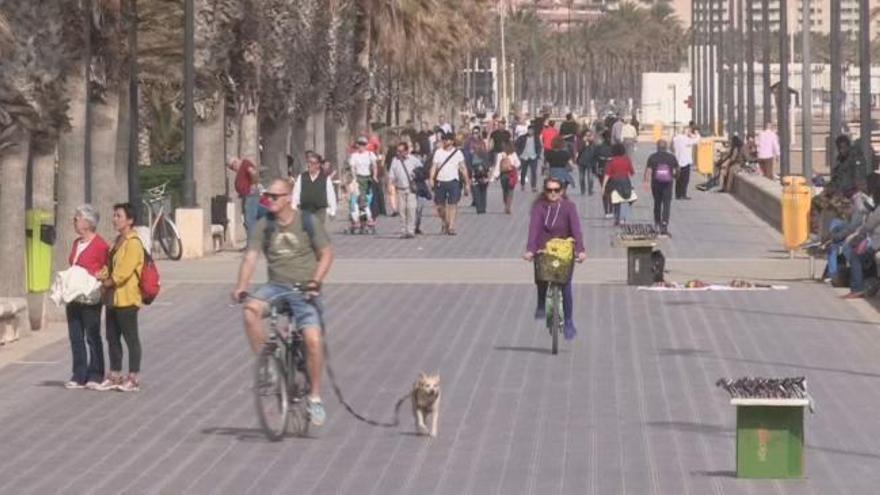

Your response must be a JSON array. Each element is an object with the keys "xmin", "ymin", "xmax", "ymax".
[{"xmin": 0, "ymin": 0, "xmax": 496, "ymax": 304}]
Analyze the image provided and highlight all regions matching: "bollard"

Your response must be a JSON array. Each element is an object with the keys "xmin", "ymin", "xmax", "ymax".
[
  {"xmin": 781, "ymin": 176, "xmax": 811, "ymax": 254},
  {"xmin": 696, "ymin": 137, "xmax": 715, "ymax": 176}
]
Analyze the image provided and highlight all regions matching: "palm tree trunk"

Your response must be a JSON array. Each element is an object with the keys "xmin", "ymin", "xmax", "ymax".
[
  {"xmin": 351, "ymin": 1, "xmax": 371, "ymax": 135},
  {"xmin": 0, "ymin": 132, "xmax": 30, "ymax": 298},
  {"xmin": 291, "ymin": 117, "xmax": 308, "ymax": 176},
  {"xmin": 262, "ymin": 120, "xmax": 290, "ymax": 180},
  {"xmin": 55, "ymin": 74, "xmax": 88, "ymax": 272},
  {"xmin": 194, "ymin": 101, "xmax": 225, "ymax": 250},
  {"xmin": 324, "ymin": 112, "xmax": 339, "ymax": 173},
  {"xmin": 89, "ymin": 91, "xmax": 121, "ymax": 240},
  {"xmin": 116, "ymin": 81, "xmax": 131, "ymax": 198},
  {"xmin": 137, "ymin": 87, "xmax": 151, "ymax": 167},
  {"xmin": 240, "ymin": 105, "xmax": 260, "ymax": 165}
]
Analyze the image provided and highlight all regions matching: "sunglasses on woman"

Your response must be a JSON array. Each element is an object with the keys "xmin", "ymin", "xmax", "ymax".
[
  {"xmin": 262, "ymin": 192, "xmax": 286, "ymax": 201},
  {"xmin": 545, "ymin": 187, "xmax": 561, "ymax": 193}
]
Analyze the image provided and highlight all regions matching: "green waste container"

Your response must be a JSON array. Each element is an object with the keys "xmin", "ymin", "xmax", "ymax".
[
  {"xmin": 733, "ymin": 398, "xmax": 808, "ymax": 478},
  {"xmin": 26, "ymin": 209, "xmax": 55, "ymax": 293}
]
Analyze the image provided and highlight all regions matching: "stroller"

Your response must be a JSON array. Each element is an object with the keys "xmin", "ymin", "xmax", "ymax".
[{"xmin": 347, "ymin": 175, "xmax": 376, "ymax": 235}]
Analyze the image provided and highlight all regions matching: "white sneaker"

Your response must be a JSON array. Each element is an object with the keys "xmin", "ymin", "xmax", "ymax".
[
  {"xmin": 64, "ymin": 381, "xmax": 85, "ymax": 390},
  {"xmin": 85, "ymin": 381, "xmax": 102, "ymax": 390}
]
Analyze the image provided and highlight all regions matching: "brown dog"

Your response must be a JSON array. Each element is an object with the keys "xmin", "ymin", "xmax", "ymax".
[{"xmin": 412, "ymin": 373, "xmax": 441, "ymax": 437}]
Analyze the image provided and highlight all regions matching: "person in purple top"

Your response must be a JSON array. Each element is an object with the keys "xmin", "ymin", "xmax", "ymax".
[{"xmin": 523, "ymin": 177, "xmax": 587, "ymax": 339}]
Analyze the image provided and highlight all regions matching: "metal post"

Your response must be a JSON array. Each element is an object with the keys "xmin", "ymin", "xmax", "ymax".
[
  {"xmin": 859, "ymin": 0, "xmax": 872, "ymax": 167},
  {"xmin": 499, "ymin": 0, "xmax": 508, "ymax": 117},
  {"xmin": 736, "ymin": 0, "xmax": 744, "ymax": 137},
  {"xmin": 746, "ymin": 0, "xmax": 755, "ymax": 136},
  {"xmin": 691, "ymin": 0, "xmax": 697, "ymax": 131},
  {"xmin": 709, "ymin": 0, "xmax": 716, "ymax": 135},
  {"xmin": 84, "ymin": 0, "xmax": 93, "ymax": 203},
  {"xmin": 726, "ymin": 0, "xmax": 735, "ymax": 137},
  {"xmin": 779, "ymin": 0, "xmax": 790, "ymax": 177},
  {"xmin": 829, "ymin": 0, "xmax": 841, "ymax": 145},
  {"xmin": 673, "ymin": 84, "xmax": 677, "ymax": 133},
  {"xmin": 127, "ymin": 0, "xmax": 142, "ymax": 223},
  {"xmin": 717, "ymin": 0, "xmax": 725, "ymax": 135},
  {"xmin": 802, "ymin": 0, "xmax": 811, "ymax": 179},
  {"xmin": 701, "ymin": 0, "xmax": 710, "ymax": 135},
  {"xmin": 761, "ymin": 0, "xmax": 771, "ymax": 127},
  {"xmin": 182, "ymin": 0, "xmax": 196, "ymax": 207}
]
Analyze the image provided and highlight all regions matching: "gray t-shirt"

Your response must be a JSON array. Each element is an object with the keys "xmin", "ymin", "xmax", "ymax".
[
  {"xmin": 248, "ymin": 213, "xmax": 331, "ymax": 286},
  {"xmin": 389, "ymin": 155, "xmax": 423, "ymax": 190}
]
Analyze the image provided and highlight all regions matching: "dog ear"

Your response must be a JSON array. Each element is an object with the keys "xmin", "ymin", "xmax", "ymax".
[{"xmin": 418, "ymin": 372, "xmax": 427, "ymax": 381}]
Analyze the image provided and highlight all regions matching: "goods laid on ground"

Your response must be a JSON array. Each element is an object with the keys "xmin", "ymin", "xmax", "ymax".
[
  {"xmin": 617, "ymin": 223, "xmax": 659, "ymax": 242},
  {"xmin": 639, "ymin": 279, "xmax": 788, "ymax": 291}
]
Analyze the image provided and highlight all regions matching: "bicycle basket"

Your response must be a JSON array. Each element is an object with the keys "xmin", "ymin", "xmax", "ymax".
[{"xmin": 536, "ymin": 253, "xmax": 574, "ymax": 284}]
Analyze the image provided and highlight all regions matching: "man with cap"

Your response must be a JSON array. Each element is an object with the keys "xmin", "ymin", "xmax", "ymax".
[
  {"xmin": 429, "ymin": 132, "xmax": 470, "ymax": 235},
  {"xmin": 346, "ymin": 136, "xmax": 378, "ymax": 229}
]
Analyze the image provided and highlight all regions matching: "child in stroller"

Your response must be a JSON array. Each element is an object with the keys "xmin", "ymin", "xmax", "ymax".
[{"xmin": 345, "ymin": 171, "xmax": 376, "ymax": 234}]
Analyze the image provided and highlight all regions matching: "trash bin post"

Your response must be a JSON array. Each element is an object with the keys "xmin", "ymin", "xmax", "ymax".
[
  {"xmin": 781, "ymin": 176, "xmax": 811, "ymax": 256},
  {"xmin": 733, "ymin": 398, "xmax": 808, "ymax": 479},
  {"xmin": 25, "ymin": 209, "xmax": 55, "ymax": 293}
]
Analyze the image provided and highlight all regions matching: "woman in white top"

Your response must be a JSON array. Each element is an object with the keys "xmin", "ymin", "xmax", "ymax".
[{"xmin": 492, "ymin": 141, "xmax": 522, "ymax": 214}]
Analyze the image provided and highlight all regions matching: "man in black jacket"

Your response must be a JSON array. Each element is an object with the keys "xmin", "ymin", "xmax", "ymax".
[{"xmin": 515, "ymin": 126, "xmax": 543, "ymax": 192}]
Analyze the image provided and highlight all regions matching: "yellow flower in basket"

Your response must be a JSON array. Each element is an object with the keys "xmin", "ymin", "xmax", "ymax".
[{"xmin": 545, "ymin": 237, "xmax": 575, "ymax": 262}]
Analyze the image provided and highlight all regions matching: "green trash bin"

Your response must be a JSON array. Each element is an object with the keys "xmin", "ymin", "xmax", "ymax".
[
  {"xmin": 733, "ymin": 398, "xmax": 808, "ymax": 478},
  {"xmin": 25, "ymin": 209, "xmax": 55, "ymax": 293}
]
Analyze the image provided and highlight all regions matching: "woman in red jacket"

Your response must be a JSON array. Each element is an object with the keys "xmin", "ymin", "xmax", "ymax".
[
  {"xmin": 65, "ymin": 205, "xmax": 110, "ymax": 389},
  {"xmin": 602, "ymin": 143, "xmax": 636, "ymax": 226}
]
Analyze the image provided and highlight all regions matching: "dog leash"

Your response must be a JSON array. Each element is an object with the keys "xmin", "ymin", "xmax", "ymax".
[{"xmin": 313, "ymin": 300, "xmax": 410, "ymax": 428}]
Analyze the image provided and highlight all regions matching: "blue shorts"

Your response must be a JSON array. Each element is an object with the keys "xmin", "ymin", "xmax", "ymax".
[
  {"xmin": 434, "ymin": 180, "xmax": 462, "ymax": 206},
  {"xmin": 252, "ymin": 283, "xmax": 323, "ymax": 331}
]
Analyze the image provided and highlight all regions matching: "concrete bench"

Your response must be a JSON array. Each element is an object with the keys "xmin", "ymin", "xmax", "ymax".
[
  {"xmin": 730, "ymin": 172, "xmax": 783, "ymax": 231},
  {"xmin": 0, "ymin": 297, "xmax": 28, "ymax": 345}
]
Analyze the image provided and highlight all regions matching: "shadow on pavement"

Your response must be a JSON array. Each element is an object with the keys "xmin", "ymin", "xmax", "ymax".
[
  {"xmin": 697, "ymin": 304, "xmax": 880, "ymax": 327},
  {"xmin": 655, "ymin": 347, "xmax": 712, "ymax": 357},
  {"xmin": 37, "ymin": 380, "xmax": 67, "ymax": 388},
  {"xmin": 690, "ymin": 470, "xmax": 737, "ymax": 478},
  {"xmin": 493, "ymin": 345, "xmax": 556, "ymax": 355},
  {"xmin": 646, "ymin": 420, "xmax": 732, "ymax": 436},
  {"xmin": 200, "ymin": 426, "xmax": 301, "ymax": 442},
  {"xmin": 717, "ymin": 355, "xmax": 880, "ymax": 380}
]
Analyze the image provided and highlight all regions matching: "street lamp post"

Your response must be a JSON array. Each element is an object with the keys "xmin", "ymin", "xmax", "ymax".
[
  {"xmin": 736, "ymin": 0, "xmax": 744, "ymax": 137},
  {"xmin": 709, "ymin": 0, "xmax": 716, "ymax": 135},
  {"xmin": 182, "ymin": 0, "xmax": 196, "ymax": 207},
  {"xmin": 779, "ymin": 0, "xmax": 790, "ymax": 177},
  {"xmin": 829, "ymin": 0, "xmax": 841, "ymax": 147},
  {"xmin": 859, "ymin": 0, "xmax": 872, "ymax": 167},
  {"xmin": 499, "ymin": 0, "xmax": 508, "ymax": 118},
  {"xmin": 802, "ymin": 0, "xmax": 812, "ymax": 179},
  {"xmin": 669, "ymin": 84, "xmax": 678, "ymax": 134},
  {"xmin": 127, "ymin": 0, "xmax": 142, "ymax": 222},
  {"xmin": 745, "ymin": 0, "xmax": 755, "ymax": 136},
  {"xmin": 761, "ymin": 0, "xmax": 771, "ymax": 127}
]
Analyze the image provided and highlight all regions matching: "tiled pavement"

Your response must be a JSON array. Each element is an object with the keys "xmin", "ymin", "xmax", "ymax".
[{"xmin": 3, "ymin": 149, "xmax": 880, "ymax": 494}]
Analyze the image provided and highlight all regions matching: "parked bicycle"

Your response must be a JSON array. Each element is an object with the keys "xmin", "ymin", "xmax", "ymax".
[
  {"xmin": 142, "ymin": 182, "xmax": 183, "ymax": 260},
  {"xmin": 240, "ymin": 289, "xmax": 312, "ymax": 441}
]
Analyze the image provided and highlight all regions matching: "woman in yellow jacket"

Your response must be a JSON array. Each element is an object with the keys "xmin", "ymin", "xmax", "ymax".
[{"xmin": 96, "ymin": 203, "xmax": 144, "ymax": 392}]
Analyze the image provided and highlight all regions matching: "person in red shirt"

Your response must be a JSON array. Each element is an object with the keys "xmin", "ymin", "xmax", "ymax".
[
  {"xmin": 602, "ymin": 143, "xmax": 636, "ymax": 225},
  {"xmin": 65, "ymin": 204, "xmax": 111, "ymax": 389},
  {"xmin": 541, "ymin": 120, "xmax": 559, "ymax": 154},
  {"xmin": 228, "ymin": 157, "xmax": 260, "ymax": 235}
]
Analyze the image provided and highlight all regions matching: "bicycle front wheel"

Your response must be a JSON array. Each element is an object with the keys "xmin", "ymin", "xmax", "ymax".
[
  {"xmin": 254, "ymin": 348, "xmax": 289, "ymax": 441},
  {"xmin": 157, "ymin": 216, "xmax": 183, "ymax": 260},
  {"xmin": 547, "ymin": 284, "xmax": 562, "ymax": 355}
]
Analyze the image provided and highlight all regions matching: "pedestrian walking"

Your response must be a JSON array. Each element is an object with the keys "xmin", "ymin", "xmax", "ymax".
[
  {"xmin": 643, "ymin": 139, "xmax": 680, "ymax": 236},
  {"xmin": 603, "ymin": 143, "xmax": 636, "ymax": 226},
  {"xmin": 346, "ymin": 137, "xmax": 378, "ymax": 231},
  {"xmin": 228, "ymin": 157, "xmax": 259, "ymax": 235},
  {"xmin": 576, "ymin": 130, "xmax": 596, "ymax": 195},
  {"xmin": 389, "ymin": 142, "xmax": 424, "ymax": 238},
  {"xmin": 757, "ymin": 122, "xmax": 781, "ymax": 181},
  {"xmin": 544, "ymin": 136, "xmax": 576, "ymax": 191},
  {"xmin": 429, "ymin": 132, "xmax": 470, "ymax": 235},
  {"xmin": 611, "ymin": 115, "xmax": 624, "ymax": 144},
  {"xmin": 63, "ymin": 205, "xmax": 110, "ymax": 389},
  {"xmin": 96, "ymin": 203, "xmax": 145, "ymax": 392},
  {"xmin": 492, "ymin": 141, "xmax": 521, "ymax": 215},
  {"xmin": 516, "ymin": 125, "xmax": 542, "ymax": 192},
  {"xmin": 560, "ymin": 113, "xmax": 579, "ymax": 157},
  {"xmin": 292, "ymin": 153, "xmax": 337, "ymax": 222},
  {"xmin": 541, "ymin": 120, "xmax": 559, "ymax": 157},
  {"xmin": 672, "ymin": 124, "xmax": 700, "ymax": 199},
  {"xmin": 523, "ymin": 177, "xmax": 587, "ymax": 340},
  {"xmin": 621, "ymin": 119, "xmax": 638, "ymax": 156}
]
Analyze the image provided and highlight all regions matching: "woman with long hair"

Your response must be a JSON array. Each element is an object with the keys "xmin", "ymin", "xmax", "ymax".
[
  {"xmin": 493, "ymin": 141, "xmax": 521, "ymax": 214},
  {"xmin": 544, "ymin": 136, "xmax": 576, "ymax": 190},
  {"xmin": 523, "ymin": 178, "xmax": 586, "ymax": 340},
  {"xmin": 602, "ymin": 143, "xmax": 636, "ymax": 226}
]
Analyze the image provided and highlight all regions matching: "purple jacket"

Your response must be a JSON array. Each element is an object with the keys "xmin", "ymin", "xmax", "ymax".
[{"xmin": 526, "ymin": 199, "xmax": 585, "ymax": 255}]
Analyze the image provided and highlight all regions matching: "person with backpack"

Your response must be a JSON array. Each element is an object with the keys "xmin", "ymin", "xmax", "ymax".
[
  {"xmin": 233, "ymin": 179, "xmax": 335, "ymax": 426},
  {"xmin": 388, "ymin": 142, "xmax": 424, "ymax": 238},
  {"xmin": 643, "ymin": 139, "xmax": 680, "ymax": 236},
  {"xmin": 95, "ymin": 203, "xmax": 145, "ymax": 393},
  {"xmin": 429, "ymin": 132, "xmax": 470, "ymax": 235}
]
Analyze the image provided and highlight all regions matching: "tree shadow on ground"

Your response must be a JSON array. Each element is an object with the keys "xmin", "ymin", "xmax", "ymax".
[
  {"xmin": 37, "ymin": 380, "xmax": 67, "ymax": 388},
  {"xmin": 201, "ymin": 426, "xmax": 313, "ymax": 443},
  {"xmin": 690, "ymin": 469, "xmax": 737, "ymax": 478},
  {"xmin": 493, "ymin": 345, "xmax": 558, "ymax": 355}
]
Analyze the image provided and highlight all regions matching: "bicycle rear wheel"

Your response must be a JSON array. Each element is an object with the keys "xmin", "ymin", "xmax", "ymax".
[
  {"xmin": 157, "ymin": 216, "xmax": 183, "ymax": 260},
  {"xmin": 286, "ymin": 349, "xmax": 311, "ymax": 436},
  {"xmin": 546, "ymin": 284, "xmax": 562, "ymax": 355},
  {"xmin": 254, "ymin": 348, "xmax": 289, "ymax": 441}
]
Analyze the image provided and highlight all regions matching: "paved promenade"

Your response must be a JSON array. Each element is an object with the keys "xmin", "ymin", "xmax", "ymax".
[{"xmin": 3, "ymin": 147, "xmax": 880, "ymax": 494}]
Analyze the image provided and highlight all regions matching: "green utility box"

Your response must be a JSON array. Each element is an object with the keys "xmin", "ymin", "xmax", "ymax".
[
  {"xmin": 733, "ymin": 398, "xmax": 808, "ymax": 479},
  {"xmin": 25, "ymin": 209, "xmax": 55, "ymax": 293}
]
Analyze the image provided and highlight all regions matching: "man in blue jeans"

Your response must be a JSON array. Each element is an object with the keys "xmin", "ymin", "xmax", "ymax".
[
  {"xmin": 228, "ymin": 157, "xmax": 260, "ymax": 236},
  {"xmin": 842, "ymin": 199, "xmax": 880, "ymax": 298},
  {"xmin": 232, "ymin": 179, "xmax": 335, "ymax": 425}
]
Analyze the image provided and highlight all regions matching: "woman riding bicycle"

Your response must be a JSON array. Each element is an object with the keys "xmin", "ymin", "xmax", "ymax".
[{"xmin": 523, "ymin": 177, "xmax": 586, "ymax": 340}]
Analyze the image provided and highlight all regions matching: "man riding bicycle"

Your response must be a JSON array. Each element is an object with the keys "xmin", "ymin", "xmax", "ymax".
[{"xmin": 232, "ymin": 179, "xmax": 335, "ymax": 426}]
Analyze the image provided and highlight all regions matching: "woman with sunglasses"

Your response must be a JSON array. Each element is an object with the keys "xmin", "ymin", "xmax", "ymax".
[{"xmin": 523, "ymin": 178, "xmax": 586, "ymax": 340}]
